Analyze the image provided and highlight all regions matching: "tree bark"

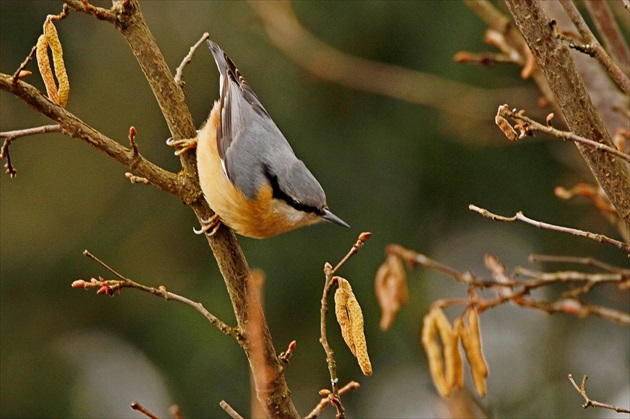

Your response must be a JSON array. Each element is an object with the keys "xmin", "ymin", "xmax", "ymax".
[{"xmin": 504, "ymin": 0, "xmax": 630, "ymax": 229}]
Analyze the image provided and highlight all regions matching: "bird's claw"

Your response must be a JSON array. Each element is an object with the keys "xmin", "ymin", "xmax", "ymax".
[
  {"xmin": 166, "ymin": 136, "xmax": 198, "ymax": 156},
  {"xmin": 193, "ymin": 214, "xmax": 222, "ymax": 236}
]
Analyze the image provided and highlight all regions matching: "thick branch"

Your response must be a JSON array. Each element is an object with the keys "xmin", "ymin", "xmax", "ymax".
[
  {"xmin": 105, "ymin": 1, "xmax": 298, "ymax": 417},
  {"xmin": 2, "ymin": 1, "xmax": 299, "ymax": 417},
  {"xmin": 504, "ymin": 0, "xmax": 630, "ymax": 229},
  {"xmin": 0, "ymin": 74, "xmax": 186, "ymax": 196}
]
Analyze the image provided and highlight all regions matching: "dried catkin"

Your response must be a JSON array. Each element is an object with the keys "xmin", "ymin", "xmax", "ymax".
[
  {"xmin": 421, "ymin": 308, "xmax": 451, "ymax": 397},
  {"xmin": 460, "ymin": 306, "xmax": 488, "ymax": 397},
  {"xmin": 334, "ymin": 277, "xmax": 372, "ymax": 376},
  {"xmin": 375, "ymin": 253, "xmax": 408, "ymax": 330}
]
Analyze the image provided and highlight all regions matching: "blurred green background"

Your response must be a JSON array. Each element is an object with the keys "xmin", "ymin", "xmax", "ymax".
[{"xmin": 1, "ymin": 1, "xmax": 628, "ymax": 418}]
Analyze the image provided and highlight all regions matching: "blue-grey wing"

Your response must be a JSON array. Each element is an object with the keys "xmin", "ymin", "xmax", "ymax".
[{"xmin": 209, "ymin": 41, "xmax": 327, "ymax": 211}]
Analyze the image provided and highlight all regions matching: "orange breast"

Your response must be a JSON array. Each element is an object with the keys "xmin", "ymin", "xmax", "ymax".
[{"xmin": 196, "ymin": 102, "xmax": 321, "ymax": 238}]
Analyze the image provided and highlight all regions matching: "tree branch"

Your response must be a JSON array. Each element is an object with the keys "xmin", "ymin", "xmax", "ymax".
[
  {"xmin": 469, "ymin": 204, "xmax": 630, "ymax": 254},
  {"xmin": 74, "ymin": 250, "xmax": 241, "ymax": 341},
  {"xmin": 583, "ymin": 0, "xmax": 630, "ymax": 75},
  {"xmin": 496, "ymin": 104, "xmax": 630, "ymax": 163},
  {"xmin": 559, "ymin": 0, "xmax": 630, "ymax": 94},
  {"xmin": 248, "ymin": 0, "xmax": 534, "ymax": 121},
  {"xmin": 504, "ymin": 0, "xmax": 630, "ymax": 229},
  {"xmin": 0, "ymin": 74, "xmax": 187, "ymax": 196},
  {"xmin": 2, "ymin": 1, "xmax": 299, "ymax": 416},
  {"xmin": 568, "ymin": 374, "xmax": 630, "ymax": 413}
]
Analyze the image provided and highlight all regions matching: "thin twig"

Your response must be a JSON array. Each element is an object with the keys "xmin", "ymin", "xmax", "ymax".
[
  {"xmin": 77, "ymin": 250, "xmax": 241, "ymax": 341},
  {"xmin": 469, "ymin": 204, "xmax": 630, "ymax": 254},
  {"xmin": 559, "ymin": 0, "xmax": 630, "ymax": 94},
  {"xmin": 319, "ymin": 265, "xmax": 343, "ymax": 419},
  {"xmin": 387, "ymin": 245, "xmax": 630, "ymax": 325},
  {"xmin": 12, "ymin": 45, "xmax": 38, "ymax": 85},
  {"xmin": 1, "ymin": 125, "xmax": 63, "ymax": 177},
  {"xmin": 247, "ymin": 0, "xmax": 535, "ymax": 120},
  {"xmin": 0, "ymin": 74, "xmax": 189, "ymax": 198},
  {"xmin": 131, "ymin": 401, "xmax": 160, "ymax": 419},
  {"xmin": 584, "ymin": 0, "xmax": 630, "ymax": 73},
  {"xmin": 317, "ymin": 232, "xmax": 371, "ymax": 419},
  {"xmin": 568, "ymin": 374, "xmax": 630, "ymax": 413},
  {"xmin": 219, "ymin": 400, "xmax": 244, "ymax": 419},
  {"xmin": 0, "ymin": 124, "xmax": 63, "ymax": 141},
  {"xmin": 529, "ymin": 254, "xmax": 630, "ymax": 276},
  {"xmin": 174, "ymin": 32, "xmax": 210, "ymax": 88},
  {"xmin": 496, "ymin": 105, "xmax": 630, "ymax": 163},
  {"xmin": 304, "ymin": 381, "xmax": 361, "ymax": 419},
  {"xmin": 125, "ymin": 172, "xmax": 150, "ymax": 184},
  {"xmin": 332, "ymin": 232, "xmax": 372, "ymax": 274},
  {"xmin": 63, "ymin": 0, "xmax": 116, "ymax": 22}
]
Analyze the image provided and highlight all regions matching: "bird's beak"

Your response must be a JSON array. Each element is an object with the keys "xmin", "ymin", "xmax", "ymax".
[{"xmin": 322, "ymin": 209, "xmax": 350, "ymax": 228}]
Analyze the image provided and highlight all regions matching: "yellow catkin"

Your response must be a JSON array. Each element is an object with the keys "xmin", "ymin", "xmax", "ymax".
[
  {"xmin": 36, "ymin": 33, "xmax": 59, "ymax": 104},
  {"xmin": 451, "ymin": 317, "xmax": 465, "ymax": 390},
  {"xmin": 334, "ymin": 283, "xmax": 354, "ymax": 356},
  {"xmin": 434, "ymin": 308, "xmax": 461, "ymax": 395},
  {"xmin": 44, "ymin": 18, "xmax": 69, "ymax": 107},
  {"xmin": 460, "ymin": 306, "xmax": 488, "ymax": 397},
  {"xmin": 335, "ymin": 278, "xmax": 372, "ymax": 376},
  {"xmin": 421, "ymin": 309, "xmax": 451, "ymax": 398}
]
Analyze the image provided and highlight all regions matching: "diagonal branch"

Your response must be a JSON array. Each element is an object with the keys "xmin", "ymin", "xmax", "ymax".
[
  {"xmin": 0, "ymin": 74, "xmax": 187, "ymax": 196},
  {"xmin": 469, "ymin": 204, "xmax": 630, "ymax": 254},
  {"xmin": 3, "ymin": 1, "xmax": 300, "ymax": 417},
  {"xmin": 504, "ymin": 0, "xmax": 630, "ymax": 229},
  {"xmin": 248, "ymin": 0, "xmax": 534, "ymax": 120},
  {"xmin": 559, "ymin": 0, "xmax": 630, "ymax": 94},
  {"xmin": 75, "ymin": 250, "xmax": 242, "ymax": 342},
  {"xmin": 568, "ymin": 374, "xmax": 630, "ymax": 413},
  {"xmin": 583, "ymin": 0, "xmax": 630, "ymax": 75}
]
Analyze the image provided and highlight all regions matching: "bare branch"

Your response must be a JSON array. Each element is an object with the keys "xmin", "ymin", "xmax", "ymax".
[
  {"xmin": 332, "ymin": 232, "xmax": 372, "ymax": 275},
  {"xmin": 469, "ymin": 204, "xmax": 630, "ymax": 254},
  {"xmin": 63, "ymin": 0, "xmax": 116, "ymax": 22},
  {"xmin": 11, "ymin": 45, "xmax": 37, "ymax": 85},
  {"xmin": 529, "ymin": 254, "xmax": 630, "ymax": 275},
  {"xmin": 219, "ymin": 400, "xmax": 244, "ymax": 419},
  {"xmin": 559, "ymin": 0, "xmax": 630, "ymax": 94},
  {"xmin": 496, "ymin": 104, "xmax": 630, "ymax": 163},
  {"xmin": 568, "ymin": 374, "xmax": 630, "ymax": 413},
  {"xmin": 504, "ymin": 0, "xmax": 630, "ymax": 229},
  {"xmin": 0, "ymin": 74, "xmax": 191, "ymax": 198},
  {"xmin": 584, "ymin": 0, "xmax": 630, "ymax": 74},
  {"xmin": 319, "ymin": 267, "xmax": 343, "ymax": 418},
  {"xmin": 174, "ymin": 32, "xmax": 210, "ymax": 88},
  {"xmin": 0, "ymin": 124, "xmax": 62, "ymax": 141},
  {"xmin": 247, "ymin": 0, "xmax": 534, "ymax": 120},
  {"xmin": 75, "ymin": 250, "xmax": 241, "ymax": 341},
  {"xmin": 304, "ymin": 381, "xmax": 361, "ymax": 419},
  {"xmin": 387, "ymin": 245, "xmax": 630, "ymax": 325},
  {"xmin": 1, "ymin": 124, "xmax": 62, "ymax": 177},
  {"xmin": 130, "ymin": 401, "xmax": 160, "ymax": 419}
]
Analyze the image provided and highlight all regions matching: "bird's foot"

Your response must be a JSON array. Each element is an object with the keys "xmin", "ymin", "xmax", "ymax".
[
  {"xmin": 193, "ymin": 214, "xmax": 222, "ymax": 236},
  {"xmin": 166, "ymin": 137, "xmax": 198, "ymax": 156}
]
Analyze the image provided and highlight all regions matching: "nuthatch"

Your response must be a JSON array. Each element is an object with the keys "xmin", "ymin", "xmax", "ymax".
[{"xmin": 170, "ymin": 40, "xmax": 348, "ymax": 238}]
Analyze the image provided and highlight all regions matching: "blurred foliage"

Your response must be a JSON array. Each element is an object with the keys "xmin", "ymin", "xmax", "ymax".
[{"xmin": 1, "ymin": 1, "xmax": 628, "ymax": 418}]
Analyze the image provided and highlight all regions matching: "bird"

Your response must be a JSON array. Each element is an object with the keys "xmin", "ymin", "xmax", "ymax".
[{"xmin": 168, "ymin": 40, "xmax": 348, "ymax": 238}]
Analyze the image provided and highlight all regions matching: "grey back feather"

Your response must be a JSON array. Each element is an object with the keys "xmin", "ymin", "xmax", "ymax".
[{"xmin": 207, "ymin": 41, "xmax": 327, "ymax": 211}]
